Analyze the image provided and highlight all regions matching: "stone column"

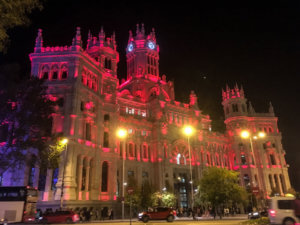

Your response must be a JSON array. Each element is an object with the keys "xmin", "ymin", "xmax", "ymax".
[
  {"xmin": 77, "ymin": 156, "xmax": 83, "ymax": 200},
  {"xmin": 43, "ymin": 169, "xmax": 53, "ymax": 201},
  {"xmin": 85, "ymin": 159, "xmax": 91, "ymax": 200},
  {"xmin": 276, "ymin": 174, "xmax": 283, "ymax": 196}
]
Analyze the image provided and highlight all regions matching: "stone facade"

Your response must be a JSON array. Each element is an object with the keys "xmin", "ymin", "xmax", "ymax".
[{"xmin": 19, "ymin": 24, "xmax": 291, "ymax": 212}]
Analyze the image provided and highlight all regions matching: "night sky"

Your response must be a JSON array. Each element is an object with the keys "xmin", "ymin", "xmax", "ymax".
[{"xmin": 0, "ymin": 1, "xmax": 299, "ymax": 191}]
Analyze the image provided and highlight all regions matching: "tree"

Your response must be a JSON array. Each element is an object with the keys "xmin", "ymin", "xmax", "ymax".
[
  {"xmin": 150, "ymin": 191, "xmax": 177, "ymax": 208},
  {"xmin": 140, "ymin": 179, "xmax": 155, "ymax": 209},
  {"xmin": 195, "ymin": 167, "xmax": 248, "ymax": 217},
  {"xmin": 0, "ymin": 75, "xmax": 56, "ymax": 174},
  {"xmin": 0, "ymin": 0, "xmax": 43, "ymax": 52}
]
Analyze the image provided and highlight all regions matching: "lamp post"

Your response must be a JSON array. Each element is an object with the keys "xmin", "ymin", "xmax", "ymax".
[
  {"xmin": 116, "ymin": 128, "xmax": 127, "ymax": 220},
  {"xmin": 240, "ymin": 130, "xmax": 266, "ymax": 207},
  {"xmin": 60, "ymin": 138, "xmax": 68, "ymax": 209},
  {"xmin": 183, "ymin": 125, "xmax": 195, "ymax": 210}
]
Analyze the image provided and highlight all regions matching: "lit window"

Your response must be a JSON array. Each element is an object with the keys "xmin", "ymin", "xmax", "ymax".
[
  {"xmin": 128, "ymin": 108, "xmax": 135, "ymax": 115},
  {"xmin": 128, "ymin": 128, "xmax": 133, "ymax": 134},
  {"xmin": 141, "ymin": 111, "xmax": 146, "ymax": 117}
]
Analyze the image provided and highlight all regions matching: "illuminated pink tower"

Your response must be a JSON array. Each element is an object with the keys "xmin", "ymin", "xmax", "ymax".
[
  {"xmin": 126, "ymin": 23, "xmax": 159, "ymax": 80},
  {"xmin": 222, "ymin": 84, "xmax": 291, "ymax": 198}
]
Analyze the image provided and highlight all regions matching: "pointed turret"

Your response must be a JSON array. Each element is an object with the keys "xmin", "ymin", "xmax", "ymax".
[
  {"xmin": 34, "ymin": 29, "xmax": 43, "ymax": 53},
  {"xmin": 87, "ymin": 30, "xmax": 92, "ymax": 49},
  {"xmin": 126, "ymin": 24, "xmax": 159, "ymax": 80},
  {"xmin": 269, "ymin": 102, "xmax": 275, "ymax": 115},
  {"xmin": 222, "ymin": 83, "xmax": 248, "ymax": 119},
  {"xmin": 248, "ymin": 101, "xmax": 255, "ymax": 114},
  {"xmin": 128, "ymin": 30, "xmax": 133, "ymax": 43},
  {"xmin": 189, "ymin": 90, "xmax": 199, "ymax": 109},
  {"xmin": 72, "ymin": 27, "xmax": 82, "ymax": 51},
  {"xmin": 98, "ymin": 27, "xmax": 105, "ymax": 47}
]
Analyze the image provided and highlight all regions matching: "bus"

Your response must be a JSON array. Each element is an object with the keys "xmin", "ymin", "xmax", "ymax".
[{"xmin": 0, "ymin": 186, "xmax": 38, "ymax": 223}]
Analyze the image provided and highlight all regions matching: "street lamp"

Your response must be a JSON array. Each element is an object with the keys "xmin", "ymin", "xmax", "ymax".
[
  {"xmin": 240, "ymin": 130, "xmax": 266, "ymax": 166},
  {"xmin": 116, "ymin": 128, "xmax": 127, "ymax": 220},
  {"xmin": 60, "ymin": 138, "xmax": 68, "ymax": 209},
  {"xmin": 182, "ymin": 125, "xmax": 195, "ymax": 210}
]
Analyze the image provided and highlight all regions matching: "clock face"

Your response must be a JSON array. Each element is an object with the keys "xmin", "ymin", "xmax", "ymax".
[
  {"xmin": 128, "ymin": 43, "xmax": 134, "ymax": 52},
  {"xmin": 147, "ymin": 41, "xmax": 155, "ymax": 50}
]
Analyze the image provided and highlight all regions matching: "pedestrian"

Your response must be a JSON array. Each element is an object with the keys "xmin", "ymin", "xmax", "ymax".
[{"xmin": 109, "ymin": 208, "xmax": 113, "ymax": 220}]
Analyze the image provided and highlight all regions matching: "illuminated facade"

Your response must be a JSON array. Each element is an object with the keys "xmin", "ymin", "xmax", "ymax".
[{"xmin": 27, "ymin": 24, "xmax": 291, "ymax": 211}]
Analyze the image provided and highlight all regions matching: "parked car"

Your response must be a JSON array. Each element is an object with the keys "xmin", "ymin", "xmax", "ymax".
[
  {"xmin": 40, "ymin": 210, "xmax": 79, "ymax": 224},
  {"xmin": 248, "ymin": 210, "xmax": 268, "ymax": 220},
  {"xmin": 138, "ymin": 207, "xmax": 176, "ymax": 223},
  {"xmin": 268, "ymin": 196, "xmax": 300, "ymax": 225}
]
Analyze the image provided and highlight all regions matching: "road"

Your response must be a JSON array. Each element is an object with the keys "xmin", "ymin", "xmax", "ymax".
[{"xmin": 25, "ymin": 220, "xmax": 246, "ymax": 225}]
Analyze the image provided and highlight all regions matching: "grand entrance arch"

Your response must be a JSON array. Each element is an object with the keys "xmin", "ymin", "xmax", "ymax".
[{"xmin": 170, "ymin": 140, "xmax": 192, "ymax": 209}]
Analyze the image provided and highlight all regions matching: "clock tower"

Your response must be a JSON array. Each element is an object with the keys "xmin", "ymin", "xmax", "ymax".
[{"xmin": 126, "ymin": 24, "xmax": 159, "ymax": 80}]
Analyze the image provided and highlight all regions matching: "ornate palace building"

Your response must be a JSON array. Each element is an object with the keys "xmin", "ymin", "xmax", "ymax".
[{"xmin": 2, "ymin": 24, "xmax": 291, "ymax": 212}]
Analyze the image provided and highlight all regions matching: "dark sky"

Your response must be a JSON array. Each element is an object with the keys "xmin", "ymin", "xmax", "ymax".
[{"xmin": 1, "ymin": 1, "xmax": 299, "ymax": 190}]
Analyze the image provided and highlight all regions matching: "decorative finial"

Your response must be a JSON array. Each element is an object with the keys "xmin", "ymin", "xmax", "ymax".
[{"xmin": 141, "ymin": 23, "xmax": 145, "ymax": 35}]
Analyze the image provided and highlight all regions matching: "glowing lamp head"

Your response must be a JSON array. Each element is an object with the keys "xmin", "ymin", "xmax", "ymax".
[
  {"xmin": 183, "ymin": 126, "xmax": 194, "ymax": 137},
  {"xmin": 60, "ymin": 138, "xmax": 68, "ymax": 145},
  {"xmin": 258, "ymin": 132, "xmax": 266, "ymax": 138},
  {"xmin": 240, "ymin": 130, "xmax": 250, "ymax": 139},
  {"xmin": 117, "ymin": 128, "xmax": 127, "ymax": 139}
]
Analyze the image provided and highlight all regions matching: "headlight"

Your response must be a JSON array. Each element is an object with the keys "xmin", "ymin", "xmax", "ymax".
[
  {"xmin": 253, "ymin": 212, "xmax": 259, "ymax": 216},
  {"xmin": 138, "ymin": 213, "xmax": 144, "ymax": 217}
]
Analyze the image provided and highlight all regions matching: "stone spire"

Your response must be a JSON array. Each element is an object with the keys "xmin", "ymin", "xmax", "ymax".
[
  {"xmin": 87, "ymin": 30, "xmax": 92, "ymax": 49},
  {"xmin": 128, "ymin": 30, "xmax": 133, "ymax": 42},
  {"xmin": 248, "ymin": 101, "xmax": 255, "ymax": 114},
  {"xmin": 99, "ymin": 26, "xmax": 105, "ymax": 47},
  {"xmin": 34, "ymin": 29, "xmax": 43, "ymax": 53},
  {"xmin": 269, "ymin": 102, "xmax": 275, "ymax": 115},
  {"xmin": 72, "ymin": 27, "xmax": 82, "ymax": 50}
]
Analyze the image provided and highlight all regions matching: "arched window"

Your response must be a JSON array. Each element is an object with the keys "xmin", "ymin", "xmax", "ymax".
[
  {"xmin": 143, "ymin": 145, "xmax": 147, "ymax": 159},
  {"xmin": 129, "ymin": 143, "xmax": 134, "ymax": 157},
  {"xmin": 104, "ymin": 58, "xmax": 112, "ymax": 70},
  {"xmin": 51, "ymin": 65, "xmax": 59, "ymax": 80},
  {"xmin": 270, "ymin": 153, "xmax": 276, "ymax": 165},
  {"xmin": 61, "ymin": 65, "xmax": 68, "ymax": 80},
  {"xmin": 101, "ymin": 161, "xmax": 108, "ymax": 192},
  {"xmin": 241, "ymin": 154, "xmax": 247, "ymax": 165},
  {"xmin": 41, "ymin": 65, "xmax": 49, "ymax": 80}
]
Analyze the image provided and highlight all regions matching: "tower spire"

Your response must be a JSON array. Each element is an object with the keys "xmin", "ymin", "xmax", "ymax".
[
  {"xmin": 269, "ymin": 101, "xmax": 275, "ymax": 115},
  {"xmin": 72, "ymin": 27, "xmax": 82, "ymax": 50},
  {"xmin": 99, "ymin": 26, "xmax": 105, "ymax": 47},
  {"xmin": 34, "ymin": 29, "xmax": 43, "ymax": 53}
]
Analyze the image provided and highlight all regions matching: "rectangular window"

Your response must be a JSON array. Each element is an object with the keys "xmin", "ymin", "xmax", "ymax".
[
  {"xmin": 128, "ymin": 171, "xmax": 134, "ymax": 177},
  {"xmin": 86, "ymin": 123, "xmax": 91, "ymax": 141},
  {"xmin": 103, "ymin": 131, "xmax": 109, "ymax": 147},
  {"xmin": 278, "ymin": 200, "xmax": 293, "ymax": 209}
]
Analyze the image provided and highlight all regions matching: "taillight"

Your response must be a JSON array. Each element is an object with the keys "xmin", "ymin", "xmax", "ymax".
[
  {"xmin": 172, "ymin": 210, "xmax": 177, "ymax": 216},
  {"xmin": 72, "ymin": 214, "xmax": 79, "ymax": 221},
  {"xmin": 269, "ymin": 209, "xmax": 276, "ymax": 217}
]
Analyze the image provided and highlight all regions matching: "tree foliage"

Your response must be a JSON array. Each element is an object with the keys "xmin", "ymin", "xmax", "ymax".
[
  {"xmin": 0, "ymin": 75, "xmax": 56, "ymax": 174},
  {"xmin": 195, "ymin": 167, "xmax": 248, "ymax": 209},
  {"xmin": 150, "ymin": 191, "xmax": 177, "ymax": 208},
  {"xmin": 0, "ymin": 0, "xmax": 43, "ymax": 52}
]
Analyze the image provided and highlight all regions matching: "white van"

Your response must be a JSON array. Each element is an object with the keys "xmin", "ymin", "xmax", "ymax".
[{"xmin": 268, "ymin": 196, "xmax": 300, "ymax": 225}]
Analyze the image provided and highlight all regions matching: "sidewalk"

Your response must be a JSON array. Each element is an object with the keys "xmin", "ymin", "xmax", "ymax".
[{"xmin": 88, "ymin": 214, "xmax": 248, "ymax": 223}]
